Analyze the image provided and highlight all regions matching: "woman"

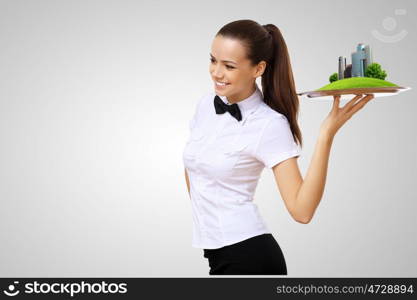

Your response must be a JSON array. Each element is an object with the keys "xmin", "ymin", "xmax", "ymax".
[{"xmin": 182, "ymin": 19, "xmax": 374, "ymax": 275}]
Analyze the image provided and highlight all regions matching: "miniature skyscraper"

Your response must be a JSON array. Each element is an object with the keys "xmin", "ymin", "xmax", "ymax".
[
  {"xmin": 351, "ymin": 43, "xmax": 373, "ymax": 77},
  {"xmin": 338, "ymin": 56, "xmax": 346, "ymax": 79},
  {"xmin": 364, "ymin": 44, "xmax": 372, "ymax": 70}
]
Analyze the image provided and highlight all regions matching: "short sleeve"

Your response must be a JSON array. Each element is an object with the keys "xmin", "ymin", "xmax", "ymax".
[{"xmin": 254, "ymin": 115, "xmax": 301, "ymax": 169}]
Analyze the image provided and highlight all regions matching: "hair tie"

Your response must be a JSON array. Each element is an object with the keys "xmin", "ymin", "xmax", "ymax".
[{"xmin": 263, "ymin": 24, "xmax": 273, "ymax": 37}]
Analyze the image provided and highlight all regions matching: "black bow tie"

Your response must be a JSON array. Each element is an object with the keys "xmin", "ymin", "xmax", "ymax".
[{"xmin": 213, "ymin": 95, "xmax": 242, "ymax": 122}]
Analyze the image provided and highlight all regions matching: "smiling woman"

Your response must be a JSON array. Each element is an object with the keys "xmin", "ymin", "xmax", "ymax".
[
  {"xmin": 183, "ymin": 19, "xmax": 374, "ymax": 276},
  {"xmin": 183, "ymin": 19, "xmax": 304, "ymax": 276}
]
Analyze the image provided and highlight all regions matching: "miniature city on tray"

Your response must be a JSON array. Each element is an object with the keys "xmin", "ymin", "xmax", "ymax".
[{"xmin": 297, "ymin": 43, "xmax": 409, "ymax": 98}]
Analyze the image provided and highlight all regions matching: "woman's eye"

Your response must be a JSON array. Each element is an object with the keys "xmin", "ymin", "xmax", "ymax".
[{"xmin": 210, "ymin": 58, "xmax": 234, "ymax": 69}]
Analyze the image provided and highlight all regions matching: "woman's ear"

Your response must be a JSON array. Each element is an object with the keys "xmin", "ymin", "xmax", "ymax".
[{"xmin": 255, "ymin": 61, "xmax": 267, "ymax": 77}]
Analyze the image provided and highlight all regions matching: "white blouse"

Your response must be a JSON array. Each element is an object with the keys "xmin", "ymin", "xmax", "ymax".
[{"xmin": 183, "ymin": 84, "xmax": 301, "ymax": 249}]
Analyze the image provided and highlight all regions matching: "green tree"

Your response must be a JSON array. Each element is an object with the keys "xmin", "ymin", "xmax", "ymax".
[
  {"xmin": 365, "ymin": 63, "xmax": 387, "ymax": 80},
  {"xmin": 329, "ymin": 72, "xmax": 338, "ymax": 83}
]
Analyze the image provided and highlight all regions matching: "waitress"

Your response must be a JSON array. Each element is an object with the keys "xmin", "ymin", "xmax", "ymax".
[{"xmin": 182, "ymin": 19, "xmax": 374, "ymax": 275}]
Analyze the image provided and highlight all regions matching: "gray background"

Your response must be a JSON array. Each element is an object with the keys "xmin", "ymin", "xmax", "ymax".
[{"xmin": 0, "ymin": 0, "xmax": 415, "ymax": 277}]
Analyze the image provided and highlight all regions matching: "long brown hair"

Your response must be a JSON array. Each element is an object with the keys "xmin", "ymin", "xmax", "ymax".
[{"xmin": 216, "ymin": 19, "xmax": 303, "ymax": 148}]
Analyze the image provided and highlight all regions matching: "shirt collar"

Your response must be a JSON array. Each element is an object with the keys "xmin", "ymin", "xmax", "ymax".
[{"xmin": 217, "ymin": 84, "xmax": 263, "ymax": 124}]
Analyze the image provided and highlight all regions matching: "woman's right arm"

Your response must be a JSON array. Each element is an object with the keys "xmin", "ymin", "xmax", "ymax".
[{"xmin": 184, "ymin": 168, "xmax": 190, "ymax": 198}]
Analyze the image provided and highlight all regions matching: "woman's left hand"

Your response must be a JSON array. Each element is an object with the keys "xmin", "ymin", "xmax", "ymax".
[{"xmin": 320, "ymin": 93, "xmax": 375, "ymax": 139}]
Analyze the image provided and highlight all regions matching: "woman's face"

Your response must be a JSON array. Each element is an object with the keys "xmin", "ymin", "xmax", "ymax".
[{"xmin": 209, "ymin": 35, "xmax": 265, "ymax": 103}]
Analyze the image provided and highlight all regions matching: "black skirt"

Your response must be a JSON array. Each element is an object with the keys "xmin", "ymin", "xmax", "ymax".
[{"xmin": 203, "ymin": 233, "xmax": 287, "ymax": 275}]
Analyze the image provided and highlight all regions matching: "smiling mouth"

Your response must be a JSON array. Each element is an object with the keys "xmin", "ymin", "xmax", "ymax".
[{"xmin": 214, "ymin": 81, "xmax": 230, "ymax": 86}]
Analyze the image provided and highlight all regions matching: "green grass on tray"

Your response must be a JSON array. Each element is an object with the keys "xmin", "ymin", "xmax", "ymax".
[{"xmin": 316, "ymin": 77, "xmax": 398, "ymax": 91}]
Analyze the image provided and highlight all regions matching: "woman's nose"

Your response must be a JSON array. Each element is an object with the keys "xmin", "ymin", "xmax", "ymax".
[{"xmin": 211, "ymin": 65, "xmax": 223, "ymax": 78}]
